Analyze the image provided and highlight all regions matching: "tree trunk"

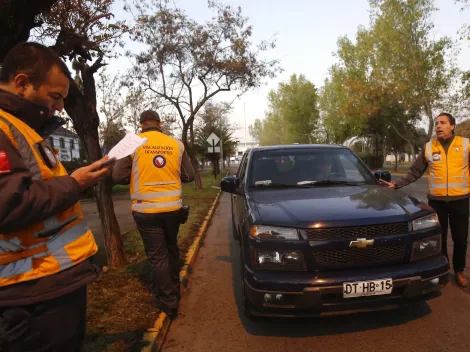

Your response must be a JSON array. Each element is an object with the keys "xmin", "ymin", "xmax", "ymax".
[
  {"xmin": 394, "ymin": 151, "xmax": 398, "ymax": 172},
  {"xmin": 424, "ymin": 102, "xmax": 434, "ymax": 140},
  {"xmin": 0, "ymin": 0, "xmax": 58, "ymax": 61},
  {"xmin": 409, "ymin": 142, "xmax": 417, "ymax": 163},
  {"xmin": 182, "ymin": 122, "xmax": 203, "ymax": 189},
  {"xmin": 64, "ymin": 77, "xmax": 127, "ymax": 269}
]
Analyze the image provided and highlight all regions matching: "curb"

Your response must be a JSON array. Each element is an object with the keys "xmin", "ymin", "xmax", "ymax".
[{"xmin": 141, "ymin": 190, "xmax": 222, "ymax": 352}]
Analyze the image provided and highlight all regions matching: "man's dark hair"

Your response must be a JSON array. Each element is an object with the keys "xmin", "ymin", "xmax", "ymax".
[
  {"xmin": 0, "ymin": 42, "xmax": 72, "ymax": 89},
  {"xmin": 437, "ymin": 112, "xmax": 456, "ymax": 134}
]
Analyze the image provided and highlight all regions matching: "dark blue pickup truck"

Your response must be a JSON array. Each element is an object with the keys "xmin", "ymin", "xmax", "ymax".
[{"xmin": 221, "ymin": 144, "xmax": 449, "ymax": 318}]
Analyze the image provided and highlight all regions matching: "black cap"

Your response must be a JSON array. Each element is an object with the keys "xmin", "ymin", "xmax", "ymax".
[{"xmin": 140, "ymin": 110, "xmax": 161, "ymax": 123}]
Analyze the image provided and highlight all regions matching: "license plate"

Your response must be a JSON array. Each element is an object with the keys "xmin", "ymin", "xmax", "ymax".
[{"xmin": 343, "ymin": 278, "xmax": 393, "ymax": 298}]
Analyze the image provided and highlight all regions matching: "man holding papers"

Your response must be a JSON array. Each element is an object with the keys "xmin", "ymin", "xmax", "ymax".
[
  {"xmin": 0, "ymin": 42, "xmax": 112, "ymax": 351},
  {"xmin": 113, "ymin": 110, "xmax": 194, "ymax": 319}
]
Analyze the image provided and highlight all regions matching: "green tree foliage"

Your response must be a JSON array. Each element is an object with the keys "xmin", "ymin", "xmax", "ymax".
[
  {"xmin": 249, "ymin": 74, "xmax": 320, "ymax": 146},
  {"xmin": 194, "ymin": 102, "xmax": 238, "ymax": 167},
  {"xmin": 455, "ymin": 119, "xmax": 470, "ymax": 138},
  {"xmin": 127, "ymin": 0, "xmax": 281, "ymax": 188},
  {"xmin": 320, "ymin": 0, "xmax": 457, "ymax": 167},
  {"xmin": 370, "ymin": 0, "xmax": 457, "ymax": 139}
]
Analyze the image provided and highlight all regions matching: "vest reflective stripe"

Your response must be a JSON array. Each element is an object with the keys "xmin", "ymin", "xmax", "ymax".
[
  {"xmin": 0, "ymin": 109, "xmax": 97, "ymax": 287},
  {"xmin": 132, "ymin": 200, "xmax": 183, "ymax": 211},
  {"xmin": 0, "ymin": 238, "xmax": 22, "ymax": 252},
  {"xmin": 131, "ymin": 190, "xmax": 182, "ymax": 201},
  {"xmin": 463, "ymin": 138, "xmax": 469, "ymax": 170},
  {"xmin": 143, "ymin": 181, "xmax": 177, "ymax": 186},
  {"xmin": 1, "ymin": 216, "xmax": 88, "ymax": 263},
  {"xmin": 130, "ymin": 131, "xmax": 184, "ymax": 213},
  {"xmin": 425, "ymin": 136, "xmax": 470, "ymax": 197},
  {"xmin": 0, "ymin": 115, "xmax": 42, "ymax": 180},
  {"xmin": 0, "ymin": 221, "xmax": 89, "ymax": 277},
  {"xmin": 0, "ymin": 213, "xmax": 78, "ymax": 256}
]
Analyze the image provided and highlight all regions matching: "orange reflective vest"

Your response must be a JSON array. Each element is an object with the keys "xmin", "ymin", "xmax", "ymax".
[
  {"xmin": 424, "ymin": 136, "xmax": 470, "ymax": 197},
  {"xmin": 0, "ymin": 109, "xmax": 97, "ymax": 287},
  {"xmin": 130, "ymin": 130, "xmax": 184, "ymax": 213}
]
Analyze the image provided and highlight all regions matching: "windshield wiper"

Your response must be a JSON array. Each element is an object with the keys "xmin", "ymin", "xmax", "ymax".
[
  {"xmin": 297, "ymin": 180, "xmax": 365, "ymax": 186},
  {"xmin": 253, "ymin": 182, "xmax": 300, "ymax": 188}
]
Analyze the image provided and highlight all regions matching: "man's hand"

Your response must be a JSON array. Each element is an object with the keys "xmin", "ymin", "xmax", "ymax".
[
  {"xmin": 379, "ymin": 178, "xmax": 396, "ymax": 189},
  {"xmin": 71, "ymin": 156, "xmax": 115, "ymax": 191}
]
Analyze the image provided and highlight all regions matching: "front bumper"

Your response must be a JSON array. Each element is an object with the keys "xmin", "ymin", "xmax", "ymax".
[{"xmin": 244, "ymin": 255, "xmax": 449, "ymax": 317}]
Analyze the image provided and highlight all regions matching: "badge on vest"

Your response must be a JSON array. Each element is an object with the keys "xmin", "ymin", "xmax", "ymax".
[
  {"xmin": 36, "ymin": 139, "xmax": 58, "ymax": 169},
  {"xmin": 432, "ymin": 152, "xmax": 441, "ymax": 161},
  {"xmin": 153, "ymin": 155, "xmax": 166, "ymax": 168},
  {"xmin": 455, "ymin": 147, "xmax": 460, "ymax": 152}
]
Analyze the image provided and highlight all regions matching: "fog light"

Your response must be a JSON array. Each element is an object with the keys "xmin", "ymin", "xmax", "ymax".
[
  {"xmin": 430, "ymin": 278, "xmax": 439, "ymax": 285},
  {"xmin": 264, "ymin": 293, "xmax": 283, "ymax": 302},
  {"xmin": 411, "ymin": 235, "xmax": 441, "ymax": 261}
]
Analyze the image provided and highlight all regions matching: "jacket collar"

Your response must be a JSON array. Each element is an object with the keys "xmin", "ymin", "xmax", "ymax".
[
  {"xmin": 438, "ymin": 135, "xmax": 455, "ymax": 145},
  {"xmin": 142, "ymin": 126, "xmax": 162, "ymax": 133},
  {"xmin": 0, "ymin": 89, "xmax": 66, "ymax": 138}
]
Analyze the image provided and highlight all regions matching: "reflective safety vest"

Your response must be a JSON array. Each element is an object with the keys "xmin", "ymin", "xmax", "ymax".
[
  {"xmin": 424, "ymin": 136, "xmax": 470, "ymax": 197},
  {"xmin": 0, "ymin": 109, "xmax": 97, "ymax": 287},
  {"xmin": 130, "ymin": 130, "xmax": 184, "ymax": 213}
]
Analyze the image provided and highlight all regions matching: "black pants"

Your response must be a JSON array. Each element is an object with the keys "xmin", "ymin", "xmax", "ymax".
[
  {"xmin": 0, "ymin": 285, "xmax": 87, "ymax": 352},
  {"xmin": 132, "ymin": 210, "xmax": 182, "ymax": 309},
  {"xmin": 428, "ymin": 198, "xmax": 469, "ymax": 272}
]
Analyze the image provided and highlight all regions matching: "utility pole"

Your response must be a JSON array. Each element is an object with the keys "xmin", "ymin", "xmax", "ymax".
[
  {"xmin": 244, "ymin": 102, "xmax": 247, "ymax": 150},
  {"xmin": 219, "ymin": 113, "xmax": 224, "ymax": 171}
]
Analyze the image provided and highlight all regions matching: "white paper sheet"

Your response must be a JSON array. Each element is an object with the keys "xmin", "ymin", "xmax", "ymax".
[{"xmin": 107, "ymin": 132, "xmax": 148, "ymax": 160}]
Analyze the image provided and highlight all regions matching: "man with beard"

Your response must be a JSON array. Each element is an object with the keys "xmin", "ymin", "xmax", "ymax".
[
  {"xmin": 380, "ymin": 113, "xmax": 469, "ymax": 288},
  {"xmin": 0, "ymin": 42, "xmax": 113, "ymax": 351}
]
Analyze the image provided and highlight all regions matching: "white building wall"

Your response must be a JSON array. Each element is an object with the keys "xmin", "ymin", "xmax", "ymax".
[
  {"xmin": 235, "ymin": 140, "xmax": 259, "ymax": 156},
  {"xmin": 48, "ymin": 135, "xmax": 81, "ymax": 162}
]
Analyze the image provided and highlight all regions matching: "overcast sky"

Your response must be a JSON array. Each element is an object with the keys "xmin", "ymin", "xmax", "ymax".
[{"xmin": 107, "ymin": 0, "xmax": 470, "ymax": 141}]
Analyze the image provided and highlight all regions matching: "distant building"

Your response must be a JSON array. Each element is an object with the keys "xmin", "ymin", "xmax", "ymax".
[
  {"xmin": 48, "ymin": 127, "xmax": 81, "ymax": 162},
  {"xmin": 235, "ymin": 139, "xmax": 259, "ymax": 157}
]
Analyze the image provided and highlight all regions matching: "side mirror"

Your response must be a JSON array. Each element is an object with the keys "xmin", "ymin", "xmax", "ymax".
[
  {"xmin": 374, "ymin": 170, "xmax": 392, "ymax": 182},
  {"xmin": 221, "ymin": 176, "xmax": 240, "ymax": 194}
]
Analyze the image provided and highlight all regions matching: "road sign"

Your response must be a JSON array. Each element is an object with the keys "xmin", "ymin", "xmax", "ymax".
[
  {"xmin": 206, "ymin": 132, "xmax": 220, "ymax": 146},
  {"xmin": 208, "ymin": 146, "xmax": 221, "ymax": 153}
]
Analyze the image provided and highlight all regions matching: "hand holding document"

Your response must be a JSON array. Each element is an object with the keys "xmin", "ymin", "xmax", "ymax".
[{"xmin": 107, "ymin": 132, "xmax": 148, "ymax": 160}]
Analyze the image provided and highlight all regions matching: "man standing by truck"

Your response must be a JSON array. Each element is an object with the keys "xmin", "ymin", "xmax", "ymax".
[{"xmin": 381, "ymin": 113, "xmax": 469, "ymax": 288}]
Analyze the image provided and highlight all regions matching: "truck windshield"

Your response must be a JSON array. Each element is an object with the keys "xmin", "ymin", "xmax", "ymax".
[{"xmin": 248, "ymin": 148, "xmax": 376, "ymax": 188}]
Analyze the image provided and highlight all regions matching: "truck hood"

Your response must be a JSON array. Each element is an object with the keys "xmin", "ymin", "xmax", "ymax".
[{"xmin": 248, "ymin": 185, "xmax": 431, "ymax": 228}]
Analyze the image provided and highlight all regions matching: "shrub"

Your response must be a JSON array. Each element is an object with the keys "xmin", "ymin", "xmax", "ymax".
[{"xmin": 357, "ymin": 153, "xmax": 384, "ymax": 169}]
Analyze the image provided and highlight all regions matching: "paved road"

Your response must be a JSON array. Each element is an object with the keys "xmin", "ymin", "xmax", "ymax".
[
  {"xmin": 162, "ymin": 193, "xmax": 470, "ymax": 352},
  {"xmin": 82, "ymin": 193, "xmax": 133, "ymax": 248},
  {"xmin": 393, "ymin": 176, "xmax": 428, "ymax": 201}
]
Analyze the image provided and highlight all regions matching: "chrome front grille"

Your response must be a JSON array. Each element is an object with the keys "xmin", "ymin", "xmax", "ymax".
[{"xmin": 306, "ymin": 222, "xmax": 409, "ymax": 241}]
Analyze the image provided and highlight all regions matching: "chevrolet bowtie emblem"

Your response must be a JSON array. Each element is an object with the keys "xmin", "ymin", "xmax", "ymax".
[{"xmin": 349, "ymin": 238, "xmax": 374, "ymax": 248}]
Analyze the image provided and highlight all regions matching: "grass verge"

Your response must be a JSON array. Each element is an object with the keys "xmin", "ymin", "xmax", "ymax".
[{"xmin": 85, "ymin": 172, "xmax": 223, "ymax": 352}]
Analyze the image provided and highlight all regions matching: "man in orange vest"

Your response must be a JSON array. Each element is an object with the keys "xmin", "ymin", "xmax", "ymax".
[
  {"xmin": 381, "ymin": 113, "xmax": 469, "ymax": 288},
  {"xmin": 113, "ymin": 110, "xmax": 195, "ymax": 319},
  {"xmin": 0, "ymin": 42, "xmax": 113, "ymax": 351}
]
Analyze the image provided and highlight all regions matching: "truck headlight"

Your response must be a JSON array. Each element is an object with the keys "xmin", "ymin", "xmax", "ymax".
[
  {"xmin": 252, "ymin": 249, "xmax": 306, "ymax": 271},
  {"xmin": 412, "ymin": 214, "xmax": 439, "ymax": 231},
  {"xmin": 250, "ymin": 226, "xmax": 299, "ymax": 240},
  {"xmin": 411, "ymin": 235, "xmax": 441, "ymax": 261}
]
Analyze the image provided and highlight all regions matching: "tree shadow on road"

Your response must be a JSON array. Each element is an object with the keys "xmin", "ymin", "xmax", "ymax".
[{"xmin": 226, "ymin": 214, "xmax": 440, "ymax": 338}]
